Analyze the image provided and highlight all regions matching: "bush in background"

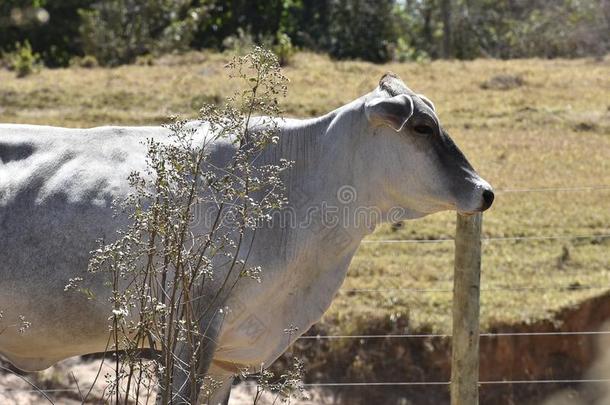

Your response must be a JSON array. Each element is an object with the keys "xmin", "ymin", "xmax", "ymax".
[
  {"xmin": 222, "ymin": 27, "xmax": 296, "ymax": 66},
  {"xmin": 434, "ymin": 0, "xmax": 609, "ymax": 59},
  {"xmin": 79, "ymin": 0, "xmax": 204, "ymax": 66},
  {"xmin": 0, "ymin": 0, "xmax": 94, "ymax": 67},
  {"xmin": 273, "ymin": 31, "xmax": 296, "ymax": 66},
  {"xmin": 504, "ymin": 0, "xmax": 609, "ymax": 59},
  {"xmin": 222, "ymin": 27, "xmax": 256, "ymax": 56},
  {"xmin": 0, "ymin": 0, "xmax": 608, "ymax": 67},
  {"xmin": 7, "ymin": 40, "xmax": 41, "ymax": 77},
  {"xmin": 69, "ymin": 54, "xmax": 98, "ymax": 68},
  {"xmin": 328, "ymin": 0, "xmax": 398, "ymax": 63}
]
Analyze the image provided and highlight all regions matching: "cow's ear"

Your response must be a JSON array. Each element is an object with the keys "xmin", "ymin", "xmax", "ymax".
[
  {"xmin": 418, "ymin": 94, "xmax": 436, "ymax": 112},
  {"xmin": 364, "ymin": 94, "xmax": 414, "ymax": 132}
]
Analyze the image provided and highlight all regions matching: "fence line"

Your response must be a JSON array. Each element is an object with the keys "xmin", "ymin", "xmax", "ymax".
[
  {"xmin": 342, "ymin": 284, "xmax": 606, "ymax": 294},
  {"xmin": 496, "ymin": 185, "xmax": 610, "ymax": 194},
  {"xmin": 0, "ymin": 388, "xmax": 82, "ymax": 394},
  {"xmin": 301, "ymin": 381, "xmax": 449, "ymax": 387},
  {"xmin": 362, "ymin": 233, "xmax": 610, "ymax": 244},
  {"xmin": 479, "ymin": 379, "xmax": 610, "ymax": 385},
  {"xmin": 301, "ymin": 379, "xmax": 610, "ymax": 387},
  {"xmin": 4, "ymin": 378, "xmax": 610, "ymax": 395},
  {"xmin": 1, "ymin": 188, "xmax": 608, "ymax": 401},
  {"xmin": 5, "ymin": 376, "xmax": 610, "ymax": 394},
  {"xmin": 298, "ymin": 330, "xmax": 610, "ymax": 340}
]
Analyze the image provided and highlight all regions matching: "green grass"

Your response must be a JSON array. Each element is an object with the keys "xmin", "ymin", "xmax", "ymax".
[{"xmin": 1, "ymin": 51, "xmax": 609, "ymax": 335}]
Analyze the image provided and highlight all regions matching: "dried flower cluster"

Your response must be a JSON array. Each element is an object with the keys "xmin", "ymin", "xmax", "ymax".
[{"xmin": 85, "ymin": 47, "xmax": 302, "ymax": 404}]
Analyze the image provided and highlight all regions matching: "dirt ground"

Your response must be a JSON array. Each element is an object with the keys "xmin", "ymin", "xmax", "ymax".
[{"xmin": 0, "ymin": 358, "xmax": 332, "ymax": 404}]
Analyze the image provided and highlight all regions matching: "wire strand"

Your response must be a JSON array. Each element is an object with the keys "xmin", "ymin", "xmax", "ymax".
[
  {"xmin": 1, "ymin": 186, "xmax": 608, "ymax": 397},
  {"xmin": 5, "ymin": 378, "xmax": 610, "ymax": 394},
  {"xmin": 0, "ymin": 388, "xmax": 84, "ymax": 394},
  {"xmin": 342, "ymin": 284, "xmax": 605, "ymax": 294},
  {"xmin": 298, "ymin": 330, "xmax": 610, "ymax": 340},
  {"xmin": 302, "ymin": 381, "xmax": 449, "ymax": 387},
  {"xmin": 496, "ymin": 185, "xmax": 610, "ymax": 194},
  {"xmin": 301, "ymin": 378, "xmax": 610, "ymax": 387},
  {"xmin": 362, "ymin": 233, "xmax": 610, "ymax": 244}
]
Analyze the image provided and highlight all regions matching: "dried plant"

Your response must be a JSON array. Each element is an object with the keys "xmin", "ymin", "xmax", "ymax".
[{"xmin": 85, "ymin": 47, "xmax": 300, "ymax": 404}]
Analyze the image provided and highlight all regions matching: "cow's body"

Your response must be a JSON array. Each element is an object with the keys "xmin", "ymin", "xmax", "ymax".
[{"xmin": 0, "ymin": 74, "xmax": 493, "ymax": 404}]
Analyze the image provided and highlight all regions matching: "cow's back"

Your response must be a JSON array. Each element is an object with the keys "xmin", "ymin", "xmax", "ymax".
[
  {"xmin": 0, "ymin": 124, "xmax": 168, "ymax": 283},
  {"xmin": 0, "ymin": 124, "xmax": 176, "ymax": 369}
]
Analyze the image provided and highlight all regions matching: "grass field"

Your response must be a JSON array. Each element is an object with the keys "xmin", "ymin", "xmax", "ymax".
[{"xmin": 1, "ymin": 51, "xmax": 609, "ymax": 336}]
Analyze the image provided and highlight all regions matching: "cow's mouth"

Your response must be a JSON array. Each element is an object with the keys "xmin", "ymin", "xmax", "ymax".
[{"xmin": 455, "ymin": 193, "xmax": 494, "ymax": 215}]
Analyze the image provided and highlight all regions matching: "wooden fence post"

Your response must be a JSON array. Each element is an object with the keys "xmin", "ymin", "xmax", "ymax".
[{"xmin": 451, "ymin": 212, "xmax": 482, "ymax": 405}]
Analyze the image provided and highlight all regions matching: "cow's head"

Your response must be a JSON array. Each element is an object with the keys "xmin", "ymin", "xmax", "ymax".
[{"xmin": 358, "ymin": 72, "xmax": 493, "ymax": 218}]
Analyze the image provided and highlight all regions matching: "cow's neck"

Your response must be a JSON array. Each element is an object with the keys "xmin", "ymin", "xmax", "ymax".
[
  {"xmin": 276, "ymin": 102, "xmax": 382, "ymax": 236},
  {"xmin": 250, "ymin": 104, "xmax": 383, "ymax": 337}
]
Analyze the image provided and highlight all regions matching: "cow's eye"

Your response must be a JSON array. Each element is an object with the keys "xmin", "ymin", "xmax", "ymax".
[{"xmin": 413, "ymin": 124, "xmax": 434, "ymax": 135}]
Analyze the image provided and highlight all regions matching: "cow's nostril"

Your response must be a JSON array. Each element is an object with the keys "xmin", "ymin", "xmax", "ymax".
[{"xmin": 482, "ymin": 189, "xmax": 495, "ymax": 210}]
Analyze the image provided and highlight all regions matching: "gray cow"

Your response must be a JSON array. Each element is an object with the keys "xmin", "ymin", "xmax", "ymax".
[{"xmin": 0, "ymin": 73, "xmax": 494, "ymax": 404}]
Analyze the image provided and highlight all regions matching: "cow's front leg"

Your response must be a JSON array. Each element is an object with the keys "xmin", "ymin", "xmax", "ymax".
[
  {"xmin": 157, "ymin": 310, "xmax": 224, "ymax": 404},
  {"xmin": 200, "ymin": 368, "xmax": 233, "ymax": 405}
]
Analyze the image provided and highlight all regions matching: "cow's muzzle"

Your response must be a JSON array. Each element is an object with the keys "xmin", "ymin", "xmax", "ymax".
[{"xmin": 481, "ymin": 188, "xmax": 495, "ymax": 211}]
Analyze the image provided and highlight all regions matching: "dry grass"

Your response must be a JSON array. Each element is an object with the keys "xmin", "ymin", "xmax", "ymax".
[{"xmin": 1, "ymin": 52, "xmax": 609, "ymax": 334}]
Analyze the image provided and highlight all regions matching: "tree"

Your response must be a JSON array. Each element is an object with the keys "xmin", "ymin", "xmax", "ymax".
[
  {"xmin": 440, "ymin": 0, "xmax": 452, "ymax": 58},
  {"xmin": 0, "ymin": 0, "xmax": 95, "ymax": 67},
  {"xmin": 79, "ymin": 0, "xmax": 204, "ymax": 66},
  {"xmin": 328, "ymin": 0, "xmax": 399, "ymax": 63}
]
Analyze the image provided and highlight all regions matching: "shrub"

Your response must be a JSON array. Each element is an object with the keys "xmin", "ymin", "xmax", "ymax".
[
  {"xmin": 328, "ymin": 0, "xmax": 399, "ymax": 63},
  {"xmin": 393, "ymin": 37, "xmax": 430, "ymax": 63},
  {"xmin": 480, "ymin": 74, "xmax": 525, "ymax": 91},
  {"xmin": 79, "ymin": 0, "xmax": 203, "ymax": 66},
  {"xmin": 134, "ymin": 54, "xmax": 155, "ymax": 66},
  {"xmin": 0, "ymin": 1, "xmax": 91, "ymax": 67},
  {"xmin": 82, "ymin": 47, "xmax": 303, "ymax": 404},
  {"xmin": 8, "ymin": 40, "xmax": 41, "ymax": 78},
  {"xmin": 69, "ymin": 54, "xmax": 99, "ymax": 68},
  {"xmin": 222, "ymin": 27, "xmax": 256, "ymax": 56},
  {"xmin": 224, "ymin": 28, "xmax": 295, "ymax": 66},
  {"xmin": 273, "ymin": 31, "xmax": 296, "ymax": 66}
]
